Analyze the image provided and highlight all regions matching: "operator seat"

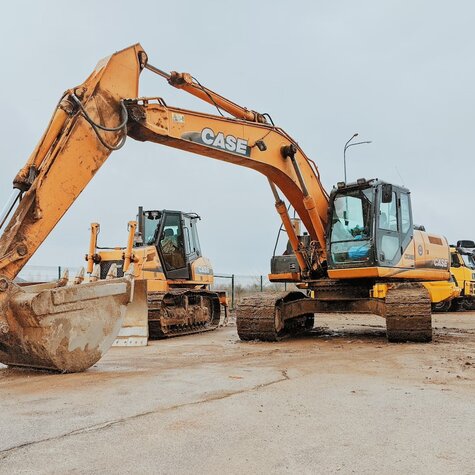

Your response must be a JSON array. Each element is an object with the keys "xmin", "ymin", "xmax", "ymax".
[{"xmin": 161, "ymin": 228, "xmax": 184, "ymax": 269}]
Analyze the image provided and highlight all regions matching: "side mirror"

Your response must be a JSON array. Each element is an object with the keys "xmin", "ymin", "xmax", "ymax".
[{"xmin": 381, "ymin": 184, "xmax": 393, "ymax": 203}]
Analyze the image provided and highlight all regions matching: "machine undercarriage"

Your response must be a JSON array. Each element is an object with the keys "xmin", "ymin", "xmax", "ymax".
[
  {"xmin": 148, "ymin": 289, "xmax": 222, "ymax": 338},
  {"xmin": 237, "ymin": 281, "xmax": 432, "ymax": 343}
]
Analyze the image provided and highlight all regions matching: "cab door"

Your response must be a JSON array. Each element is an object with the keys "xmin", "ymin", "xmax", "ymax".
[
  {"xmin": 376, "ymin": 188, "xmax": 401, "ymax": 266},
  {"xmin": 182, "ymin": 215, "xmax": 202, "ymax": 264},
  {"xmin": 397, "ymin": 191, "xmax": 414, "ymax": 266},
  {"xmin": 158, "ymin": 211, "xmax": 190, "ymax": 280},
  {"xmin": 376, "ymin": 186, "xmax": 413, "ymax": 268}
]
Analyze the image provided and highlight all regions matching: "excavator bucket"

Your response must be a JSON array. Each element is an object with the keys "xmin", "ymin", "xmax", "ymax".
[{"xmin": 0, "ymin": 276, "xmax": 133, "ymax": 372}]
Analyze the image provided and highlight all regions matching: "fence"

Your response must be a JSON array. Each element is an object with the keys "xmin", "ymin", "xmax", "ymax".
[
  {"xmin": 212, "ymin": 274, "xmax": 296, "ymax": 309},
  {"xmin": 17, "ymin": 266, "xmax": 81, "ymax": 283},
  {"xmin": 16, "ymin": 266, "xmax": 297, "ymax": 310}
]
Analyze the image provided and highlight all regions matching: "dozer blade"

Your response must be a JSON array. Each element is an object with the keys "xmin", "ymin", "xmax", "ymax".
[
  {"xmin": 113, "ymin": 279, "xmax": 149, "ymax": 347},
  {"xmin": 0, "ymin": 276, "xmax": 133, "ymax": 372}
]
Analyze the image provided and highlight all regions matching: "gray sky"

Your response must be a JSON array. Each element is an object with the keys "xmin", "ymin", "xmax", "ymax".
[{"xmin": 0, "ymin": 0, "xmax": 473, "ymax": 274}]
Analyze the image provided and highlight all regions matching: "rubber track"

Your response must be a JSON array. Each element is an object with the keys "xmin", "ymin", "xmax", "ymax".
[{"xmin": 148, "ymin": 290, "xmax": 221, "ymax": 339}]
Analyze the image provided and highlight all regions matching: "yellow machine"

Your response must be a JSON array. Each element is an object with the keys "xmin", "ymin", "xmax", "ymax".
[
  {"xmin": 433, "ymin": 241, "xmax": 475, "ymax": 311},
  {"xmin": 86, "ymin": 207, "xmax": 227, "ymax": 344},
  {"xmin": 0, "ymin": 44, "xmax": 459, "ymax": 372}
]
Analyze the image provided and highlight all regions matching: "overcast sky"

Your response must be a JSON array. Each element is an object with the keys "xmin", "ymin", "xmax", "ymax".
[{"xmin": 0, "ymin": 1, "xmax": 473, "ymax": 275}]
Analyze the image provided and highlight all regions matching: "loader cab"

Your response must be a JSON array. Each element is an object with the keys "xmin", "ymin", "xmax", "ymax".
[
  {"xmin": 326, "ymin": 179, "xmax": 413, "ymax": 271},
  {"xmin": 454, "ymin": 240, "xmax": 475, "ymax": 270},
  {"xmin": 451, "ymin": 246, "xmax": 475, "ymax": 270},
  {"xmin": 140, "ymin": 209, "xmax": 202, "ymax": 279}
]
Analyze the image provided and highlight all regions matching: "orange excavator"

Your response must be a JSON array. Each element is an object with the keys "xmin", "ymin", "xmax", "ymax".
[{"xmin": 0, "ymin": 44, "xmax": 457, "ymax": 372}]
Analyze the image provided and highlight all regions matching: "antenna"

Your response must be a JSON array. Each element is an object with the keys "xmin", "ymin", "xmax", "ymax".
[{"xmin": 395, "ymin": 167, "xmax": 405, "ymax": 187}]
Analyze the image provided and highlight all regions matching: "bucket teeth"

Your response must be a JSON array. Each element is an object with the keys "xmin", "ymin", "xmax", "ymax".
[
  {"xmin": 58, "ymin": 269, "xmax": 69, "ymax": 287},
  {"xmin": 106, "ymin": 263, "xmax": 118, "ymax": 279},
  {"xmin": 74, "ymin": 267, "xmax": 85, "ymax": 285},
  {"xmin": 89, "ymin": 264, "xmax": 100, "ymax": 282},
  {"xmin": 125, "ymin": 263, "xmax": 135, "ymax": 276}
]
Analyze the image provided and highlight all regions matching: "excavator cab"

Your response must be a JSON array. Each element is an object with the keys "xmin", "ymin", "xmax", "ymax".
[
  {"xmin": 327, "ymin": 179, "xmax": 413, "ymax": 271},
  {"xmin": 139, "ymin": 209, "xmax": 202, "ymax": 280}
]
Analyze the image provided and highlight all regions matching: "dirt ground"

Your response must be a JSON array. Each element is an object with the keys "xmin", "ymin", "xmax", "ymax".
[{"xmin": 0, "ymin": 312, "xmax": 473, "ymax": 474}]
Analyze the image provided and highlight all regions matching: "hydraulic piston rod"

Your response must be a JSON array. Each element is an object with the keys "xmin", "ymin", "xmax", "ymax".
[{"xmin": 0, "ymin": 190, "xmax": 22, "ymax": 232}]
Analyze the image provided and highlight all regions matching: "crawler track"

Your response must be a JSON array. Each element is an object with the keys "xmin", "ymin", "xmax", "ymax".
[
  {"xmin": 148, "ymin": 290, "xmax": 221, "ymax": 339},
  {"xmin": 236, "ymin": 282, "xmax": 432, "ymax": 343},
  {"xmin": 236, "ymin": 292, "xmax": 314, "ymax": 341},
  {"xmin": 312, "ymin": 280, "xmax": 432, "ymax": 342},
  {"xmin": 384, "ymin": 283, "xmax": 432, "ymax": 342}
]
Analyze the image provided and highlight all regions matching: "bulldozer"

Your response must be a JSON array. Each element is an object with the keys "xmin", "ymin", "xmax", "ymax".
[
  {"xmin": 85, "ymin": 207, "xmax": 227, "ymax": 345},
  {"xmin": 0, "ymin": 43, "xmax": 460, "ymax": 372}
]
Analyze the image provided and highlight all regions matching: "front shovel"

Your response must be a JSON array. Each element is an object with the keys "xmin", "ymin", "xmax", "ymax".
[{"xmin": 0, "ymin": 275, "xmax": 133, "ymax": 372}]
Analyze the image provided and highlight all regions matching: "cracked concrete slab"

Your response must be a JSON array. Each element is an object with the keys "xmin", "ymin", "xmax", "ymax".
[{"xmin": 0, "ymin": 312, "xmax": 474, "ymax": 474}]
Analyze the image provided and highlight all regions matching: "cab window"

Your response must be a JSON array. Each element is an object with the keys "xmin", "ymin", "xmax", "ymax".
[
  {"xmin": 400, "ymin": 193, "xmax": 411, "ymax": 233},
  {"xmin": 451, "ymin": 252, "xmax": 460, "ymax": 267},
  {"xmin": 183, "ymin": 216, "xmax": 201, "ymax": 256},
  {"xmin": 379, "ymin": 192, "xmax": 398, "ymax": 231},
  {"xmin": 160, "ymin": 213, "xmax": 186, "ymax": 270},
  {"xmin": 330, "ymin": 189, "xmax": 373, "ymax": 264},
  {"xmin": 143, "ymin": 212, "xmax": 162, "ymax": 245}
]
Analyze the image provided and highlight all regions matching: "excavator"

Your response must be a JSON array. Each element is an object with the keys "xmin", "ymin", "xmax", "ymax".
[
  {"xmin": 85, "ymin": 207, "xmax": 227, "ymax": 345},
  {"xmin": 0, "ymin": 43, "xmax": 458, "ymax": 372}
]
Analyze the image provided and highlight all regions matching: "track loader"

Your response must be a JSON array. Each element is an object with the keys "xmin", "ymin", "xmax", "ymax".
[
  {"xmin": 86, "ymin": 208, "xmax": 227, "ymax": 344},
  {"xmin": 433, "ymin": 240, "xmax": 475, "ymax": 311},
  {"xmin": 0, "ymin": 44, "xmax": 459, "ymax": 372}
]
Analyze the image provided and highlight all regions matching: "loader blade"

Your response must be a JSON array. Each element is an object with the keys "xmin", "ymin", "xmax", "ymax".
[
  {"xmin": 113, "ymin": 279, "xmax": 149, "ymax": 347},
  {"xmin": 0, "ymin": 276, "xmax": 133, "ymax": 372}
]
